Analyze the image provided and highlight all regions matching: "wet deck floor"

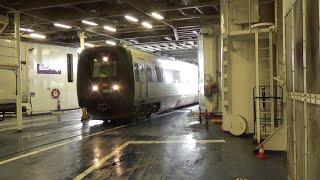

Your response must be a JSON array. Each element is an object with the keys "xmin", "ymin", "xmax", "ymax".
[{"xmin": 0, "ymin": 107, "xmax": 287, "ymax": 180}]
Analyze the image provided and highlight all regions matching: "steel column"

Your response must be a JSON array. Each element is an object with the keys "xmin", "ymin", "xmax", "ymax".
[
  {"xmin": 302, "ymin": 0, "xmax": 308, "ymax": 178},
  {"xmin": 255, "ymin": 31, "xmax": 261, "ymax": 143},
  {"xmin": 269, "ymin": 30, "xmax": 275, "ymax": 133},
  {"xmin": 79, "ymin": 31, "xmax": 89, "ymax": 121},
  {"xmin": 14, "ymin": 11, "xmax": 23, "ymax": 131},
  {"xmin": 291, "ymin": 6, "xmax": 297, "ymax": 178},
  {"xmin": 79, "ymin": 31, "xmax": 85, "ymax": 50}
]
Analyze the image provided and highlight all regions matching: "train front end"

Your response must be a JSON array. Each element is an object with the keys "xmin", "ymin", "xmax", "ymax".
[{"xmin": 77, "ymin": 46, "xmax": 135, "ymax": 120}]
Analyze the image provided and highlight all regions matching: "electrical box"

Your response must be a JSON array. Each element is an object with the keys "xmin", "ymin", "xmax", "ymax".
[{"xmin": 231, "ymin": 0, "xmax": 260, "ymax": 24}]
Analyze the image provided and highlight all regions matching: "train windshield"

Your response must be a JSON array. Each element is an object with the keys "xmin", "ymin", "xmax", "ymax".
[{"xmin": 92, "ymin": 60, "xmax": 117, "ymax": 78}]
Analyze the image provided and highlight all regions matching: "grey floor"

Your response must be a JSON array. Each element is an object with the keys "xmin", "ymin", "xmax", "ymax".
[{"xmin": 0, "ymin": 107, "xmax": 287, "ymax": 180}]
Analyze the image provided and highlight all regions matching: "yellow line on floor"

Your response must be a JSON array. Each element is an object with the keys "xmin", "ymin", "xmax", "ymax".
[
  {"xmin": 0, "ymin": 123, "xmax": 133, "ymax": 166},
  {"xmin": 128, "ymin": 139, "xmax": 226, "ymax": 144},
  {"xmin": 73, "ymin": 139, "xmax": 226, "ymax": 180},
  {"xmin": 0, "ymin": 111, "xmax": 176, "ymax": 165},
  {"xmin": 73, "ymin": 142, "xmax": 130, "ymax": 180}
]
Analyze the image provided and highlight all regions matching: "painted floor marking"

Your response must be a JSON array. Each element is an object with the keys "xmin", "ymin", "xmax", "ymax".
[
  {"xmin": 73, "ymin": 139, "xmax": 226, "ymax": 180},
  {"xmin": 0, "ymin": 123, "xmax": 132, "ymax": 165}
]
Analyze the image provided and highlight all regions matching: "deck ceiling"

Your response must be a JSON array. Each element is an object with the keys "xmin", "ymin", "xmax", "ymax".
[{"xmin": 0, "ymin": 0, "xmax": 220, "ymax": 63}]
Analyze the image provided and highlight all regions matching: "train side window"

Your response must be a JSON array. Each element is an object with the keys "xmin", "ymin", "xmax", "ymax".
[
  {"xmin": 139, "ymin": 65, "xmax": 146, "ymax": 82},
  {"xmin": 151, "ymin": 67, "xmax": 157, "ymax": 82},
  {"xmin": 134, "ymin": 63, "xmax": 140, "ymax": 82},
  {"xmin": 173, "ymin": 71, "xmax": 181, "ymax": 83},
  {"xmin": 155, "ymin": 66, "xmax": 164, "ymax": 82},
  {"xmin": 146, "ymin": 66, "xmax": 153, "ymax": 82},
  {"xmin": 67, "ymin": 54, "xmax": 73, "ymax": 82},
  {"xmin": 164, "ymin": 70, "xmax": 174, "ymax": 83}
]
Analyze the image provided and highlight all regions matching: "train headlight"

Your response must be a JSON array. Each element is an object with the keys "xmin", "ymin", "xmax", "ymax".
[
  {"xmin": 92, "ymin": 85, "xmax": 99, "ymax": 91},
  {"xmin": 102, "ymin": 56, "xmax": 109, "ymax": 62},
  {"xmin": 112, "ymin": 84, "xmax": 120, "ymax": 91}
]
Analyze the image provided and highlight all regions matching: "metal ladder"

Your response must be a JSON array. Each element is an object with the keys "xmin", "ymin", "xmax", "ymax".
[
  {"xmin": 253, "ymin": 26, "xmax": 277, "ymax": 143},
  {"xmin": 253, "ymin": 86, "xmax": 283, "ymax": 140}
]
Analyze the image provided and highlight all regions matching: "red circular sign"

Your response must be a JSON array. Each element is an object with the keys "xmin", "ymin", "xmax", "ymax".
[{"xmin": 51, "ymin": 88, "xmax": 60, "ymax": 99}]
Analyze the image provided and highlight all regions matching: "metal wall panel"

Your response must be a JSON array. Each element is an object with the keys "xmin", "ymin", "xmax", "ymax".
[
  {"xmin": 294, "ymin": 0, "xmax": 304, "ymax": 93},
  {"xmin": 285, "ymin": 12, "xmax": 293, "ymax": 92},
  {"xmin": 295, "ymin": 101, "xmax": 305, "ymax": 179},
  {"xmin": 286, "ymin": 99, "xmax": 294, "ymax": 179},
  {"xmin": 286, "ymin": 0, "xmax": 320, "ymax": 179},
  {"xmin": 306, "ymin": 0, "xmax": 320, "ymax": 180},
  {"xmin": 306, "ymin": 0, "xmax": 320, "ymax": 94},
  {"xmin": 307, "ymin": 104, "xmax": 320, "ymax": 180}
]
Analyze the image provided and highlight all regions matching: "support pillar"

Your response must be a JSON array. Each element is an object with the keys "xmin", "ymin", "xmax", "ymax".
[
  {"xmin": 79, "ymin": 31, "xmax": 89, "ymax": 121},
  {"xmin": 198, "ymin": 26, "xmax": 221, "ymax": 116},
  {"xmin": 14, "ymin": 11, "xmax": 23, "ymax": 131},
  {"xmin": 255, "ymin": 31, "xmax": 261, "ymax": 143}
]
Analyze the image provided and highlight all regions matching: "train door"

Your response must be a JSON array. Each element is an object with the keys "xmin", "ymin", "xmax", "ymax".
[{"xmin": 139, "ymin": 64, "xmax": 148, "ymax": 99}]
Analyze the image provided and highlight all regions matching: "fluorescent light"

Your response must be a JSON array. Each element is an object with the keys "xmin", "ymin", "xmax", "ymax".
[
  {"xmin": 124, "ymin": 15, "xmax": 138, "ymax": 22},
  {"xmin": 151, "ymin": 12, "xmax": 164, "ymax": 20},
  {"xmin": 30, "ymin": 33, "xmax": 46, "ymax": 39},
  {"xmin": 81, "ymin": 20, "xmax": 98, "ymax": 26},
  {"xmin": 141, "ymin": 21, "xmax": 152, "ymax": 29},
  {"xmin": 164, "ymin": 37, "xmax": 172, "ymax": 41},
  {"xmin": 54, "ymin": 23, "xmax": 72, "ymax": 29},
  {"xmin": 130, "ymin": 39, "xmax": 138, "ymax": 43},
  {"xmin": 106, "ymin": 40, "xmax": 116, "ymax": 46},
  {"xmin": 20, "ymin": 28, "xmax": 34, "ymax": 32},
  {"xmin": 103, "ymin": 25, "xmax": 117, "ymax": 32},
  {"xmin": 84, "ymin": 43, "xmax": 95, "ymax": 48}
]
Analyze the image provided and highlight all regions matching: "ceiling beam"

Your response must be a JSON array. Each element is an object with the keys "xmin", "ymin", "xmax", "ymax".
[{"xmin": 2, "ymin": 0, "xmax": 108, "ymax": 11}]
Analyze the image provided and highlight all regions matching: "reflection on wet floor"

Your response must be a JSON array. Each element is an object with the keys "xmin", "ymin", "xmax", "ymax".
[
  {"xmin": 87, "ymin": 120, "xmax": 105, "ymax": 127},
  {"xmin": 0, "ymin": 107, "xmax": 287, "ymax": 180}
]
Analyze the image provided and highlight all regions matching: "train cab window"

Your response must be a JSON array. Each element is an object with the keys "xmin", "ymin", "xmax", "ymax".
[
  {"xmin": 92, "ymin": 60, "xmax": 117, "ymax": 78},
  {"xmin": 155, "ymin": 66, "xmax": 164, "ymax": 82},
  {"xmin": 134, "ymin": 63, "xmax": 140, "ymax": 82}
]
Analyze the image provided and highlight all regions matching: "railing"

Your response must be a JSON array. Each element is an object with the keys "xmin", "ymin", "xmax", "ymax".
[{"xmin": 253, "ymin": 86, "xmax": 283, "ymax": 140}]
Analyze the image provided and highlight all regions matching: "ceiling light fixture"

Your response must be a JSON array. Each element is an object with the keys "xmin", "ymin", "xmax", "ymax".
[
  {"xmin": 141, "ymin": 21, "xmax": 153, "ymax": 29},
  {"xmin": 20, "ymin": 28, "xmax": 34, "ymax": 32},
  {"xmin": 30, "ymin": 33, "xmax": 46, "ymax": 39},
  {"xmin": 130, "ymin": 39, "xmax": 138, "ymax": 44},
  {"xmin": 124, "ymin": 15, "xmax": 139, "ymax": 22},
  {"xmin": 84, "ymin": 43, "xmax": 95, "ymax": 48},
  {"xmin": 81, "ymin": 20, "xmax": 98, "ymax": 26},
  {"xmin": 151, "ymin": 12, "xmax": 164, "ymax": 20},
  {"xmin": 54, "ymin": 23, "xmax": 72, "ymax": 29},
  {"xmin": 103, "ymin": 25, "xmax": 117, "ymax": 32},
  {"xmin": 192, "ymin": 31, "xmax": 199, "ymax": 35},
  {"xmin": 106, "ymin": 40, "xmax": 116, "ymax": 46},
  {"xmin": 164, "ymin": 37, "xmax": 172, "ymax": 41}
]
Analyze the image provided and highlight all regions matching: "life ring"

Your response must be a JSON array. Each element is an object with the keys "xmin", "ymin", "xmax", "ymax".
[{"xmin": 51, "ymin": 88, "xmax": 60, "ymax": 99}]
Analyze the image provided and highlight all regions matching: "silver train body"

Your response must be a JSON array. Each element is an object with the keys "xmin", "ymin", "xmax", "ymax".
[{"xmin": 77, "ymin": 46, "xmax": 198, "ymax": 120}]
